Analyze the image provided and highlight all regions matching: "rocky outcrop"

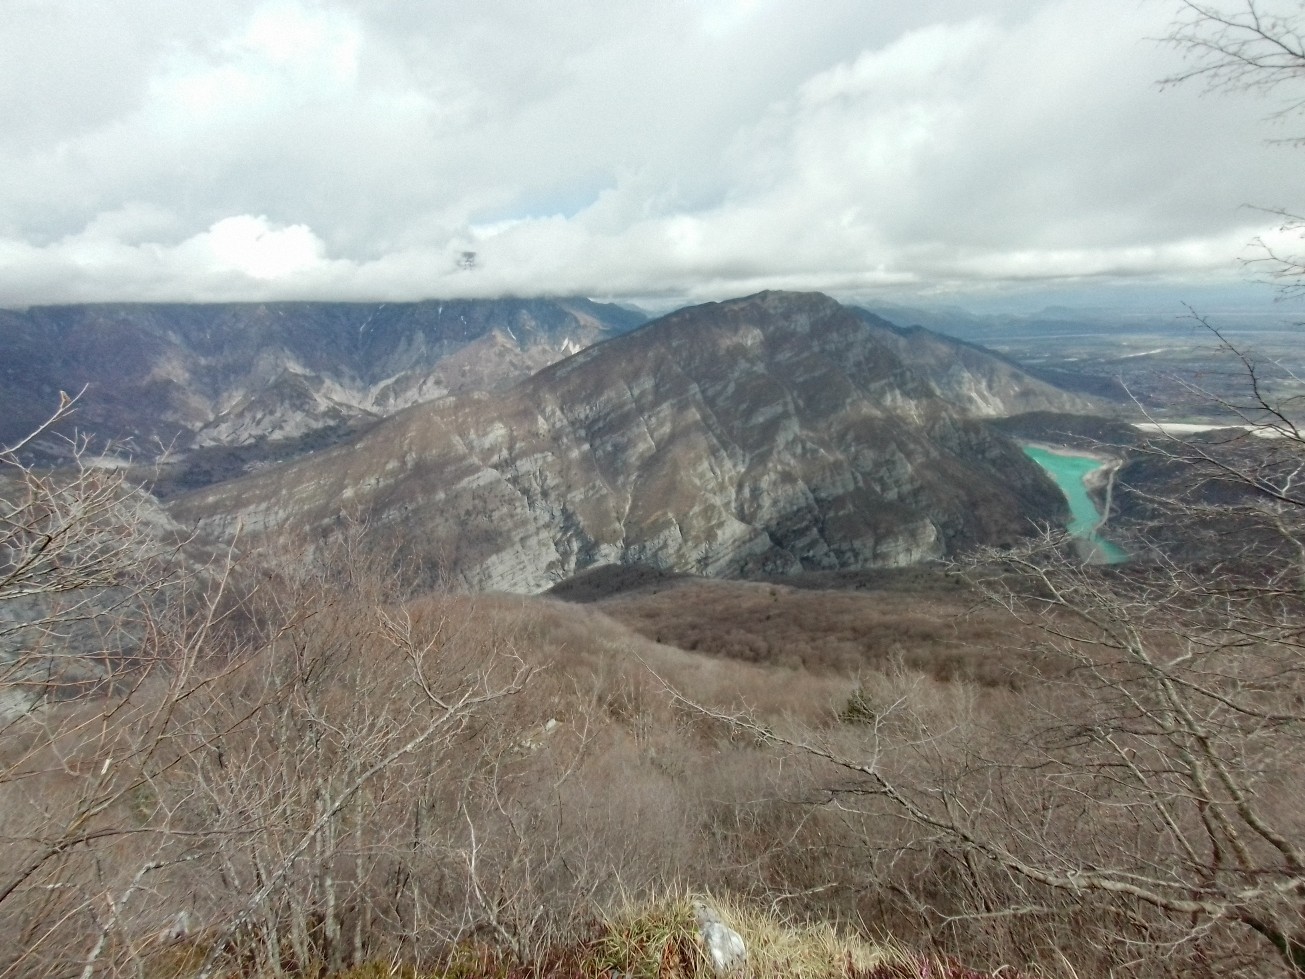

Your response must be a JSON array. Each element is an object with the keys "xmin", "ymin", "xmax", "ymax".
[
  {"xmin": 171, "ymin": 292, "xmax": 1078, "ymax": 592},
  {"xmin": 693, "ymin": 901, "xmax": 747, "ymax": 975},
  {"xmin": 0, "ymin": 297, "xmax": 644, "ymax": 463}
]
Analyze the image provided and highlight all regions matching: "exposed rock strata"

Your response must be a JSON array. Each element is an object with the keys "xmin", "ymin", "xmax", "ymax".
[
  {"xmin": 171, "ymin": 292, "xmax": 1087, "ymax": 592},
  {"xmin": 0, "ymin": 297, "xmax": 643, "ymax": 461}
]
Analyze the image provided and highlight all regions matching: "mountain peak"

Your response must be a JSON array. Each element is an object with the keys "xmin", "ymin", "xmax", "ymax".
[{"xmin": 173, "ymin": 293, "xmax": 1094, "ymax": 591}]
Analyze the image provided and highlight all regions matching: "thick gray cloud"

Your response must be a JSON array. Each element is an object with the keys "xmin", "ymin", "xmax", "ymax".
[{"xmin": 0, "ymin": 0, "xmax": 1298, "ymax": 306}]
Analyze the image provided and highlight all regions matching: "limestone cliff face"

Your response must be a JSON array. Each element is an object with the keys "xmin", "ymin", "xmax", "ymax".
[
  {"xmin": 851, "ymin": 310, "xmax": 1103, "ymax": 417},
  {"xmin": 0, "ymin": 298, "xmax": 643, "ymax": 460},
  {"xmin": 171, "ymin": 292, "xmax": 1080, "ymax": 592}
]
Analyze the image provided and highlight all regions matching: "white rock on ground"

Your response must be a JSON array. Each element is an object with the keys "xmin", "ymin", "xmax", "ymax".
[{"xmin": 693, "ymin": 900, "xmax": 747, "ymax": 975}]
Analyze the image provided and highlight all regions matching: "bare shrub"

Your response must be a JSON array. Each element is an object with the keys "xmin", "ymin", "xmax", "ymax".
[
  {"xmin": 674, "ymin": 494, "xmax": 1305, "ymax": 978},
  {"xmin": 1, "ymin": 395, "xmax": 183, "ymax": 719},
  {"xmin": 0, "ymin": 416, "xmax": 546, "ymax": 977}
]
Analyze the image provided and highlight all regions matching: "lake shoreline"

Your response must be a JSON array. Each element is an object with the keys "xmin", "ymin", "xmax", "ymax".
[
  {"xmin": 1020, "ymin": 440, "xmax": 1118, "ymax": 467},
  {"xmin": 1022, "ymin": 443, "xmax": 1128, "ymax": 564},
  {"xmin": 1021, "ymin": 440, "xmax": 1122, "ymax": 492}
]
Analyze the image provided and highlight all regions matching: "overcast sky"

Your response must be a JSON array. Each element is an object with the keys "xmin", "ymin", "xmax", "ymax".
[{"xmin": 1, "ymin": 0, "xmax": 1300, "ymax": 311}]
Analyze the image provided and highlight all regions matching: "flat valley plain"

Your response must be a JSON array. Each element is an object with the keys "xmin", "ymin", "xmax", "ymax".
[{"xmin": 963, "ymin": 313, "xmax": 1305, "ymax": 419}]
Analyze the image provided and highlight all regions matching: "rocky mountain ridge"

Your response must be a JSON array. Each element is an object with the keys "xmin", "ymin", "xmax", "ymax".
[
  {"xmin": 0, "ymin": 297, "xmax": 644, "ymax": 469},
  {"xmin": 171, "ymin": 291, "xmax": 1098, "ymax": 591}
]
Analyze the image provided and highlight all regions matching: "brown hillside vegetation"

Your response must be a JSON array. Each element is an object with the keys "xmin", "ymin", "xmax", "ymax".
[
  {"xmin": 0, "ymin": 432, "xmax": 1149, "ymax": 979},
  {"xmin": 3, "ymin": 540, "xmax": 1036, "ymax": 978},
  {"xmin": 557, "ymin": 567, "xmax": 1037, "ymax": 689},
  {"xmin": 4, "ymin": 435, "xmax": 1302, "ymax": 978}
]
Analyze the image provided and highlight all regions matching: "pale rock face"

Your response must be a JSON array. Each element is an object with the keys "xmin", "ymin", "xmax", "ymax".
[
  {"xmin": 0, "ymin": 297, "xmax": 643, "ymax": 469},
  {"xmin": 171, "ymin": 292, "xmax": 1082, "ymax": 592},
  {"xmin": 693, "ymin": 901, "xmax": 747, "ymax": 976}
]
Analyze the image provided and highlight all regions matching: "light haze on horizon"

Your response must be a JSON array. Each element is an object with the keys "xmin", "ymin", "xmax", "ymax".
[{"xmin": 1, "ymin": 0, "xmax": 1300, "ymax": 313}]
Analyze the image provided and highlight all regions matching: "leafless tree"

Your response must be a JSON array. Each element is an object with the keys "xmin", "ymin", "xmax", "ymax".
[
  {"xmin": 177, "ymin": 598, "xmax": 532, "ymax": 978},
  {"xmin": 1163, "ymin": 0, "xmax": 1305, "ymax": 289},
  {"xmin": 1, "ymin": 394, "xmax": 183, "ymax": 714},
  {"xmin": 0, "ymin": 396, "xmax": 237, "ymax": 977},
  {"xmin": 1164, "ymin": 1, "xmax": 1305, "ymax": 109},
  {"xmin": 0, "ymin": 405, "xmax": 548, "ymax": 978}
]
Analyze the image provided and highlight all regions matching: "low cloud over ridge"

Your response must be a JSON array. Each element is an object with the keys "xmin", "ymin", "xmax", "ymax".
[{"xmin": 0, "ymin": 1, "xmax": 1296, "ymax": 307}]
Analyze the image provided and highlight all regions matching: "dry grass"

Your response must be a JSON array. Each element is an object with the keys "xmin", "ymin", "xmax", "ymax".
[{"xmin": 316, "ymin": 892, "xmax": 1019, "ymax": 979}]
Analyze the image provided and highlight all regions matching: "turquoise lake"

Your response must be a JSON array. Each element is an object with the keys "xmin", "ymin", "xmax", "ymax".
[{"xmin": 1022, "ymin": 446, "xmax": 1128, "ymax": 563}]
